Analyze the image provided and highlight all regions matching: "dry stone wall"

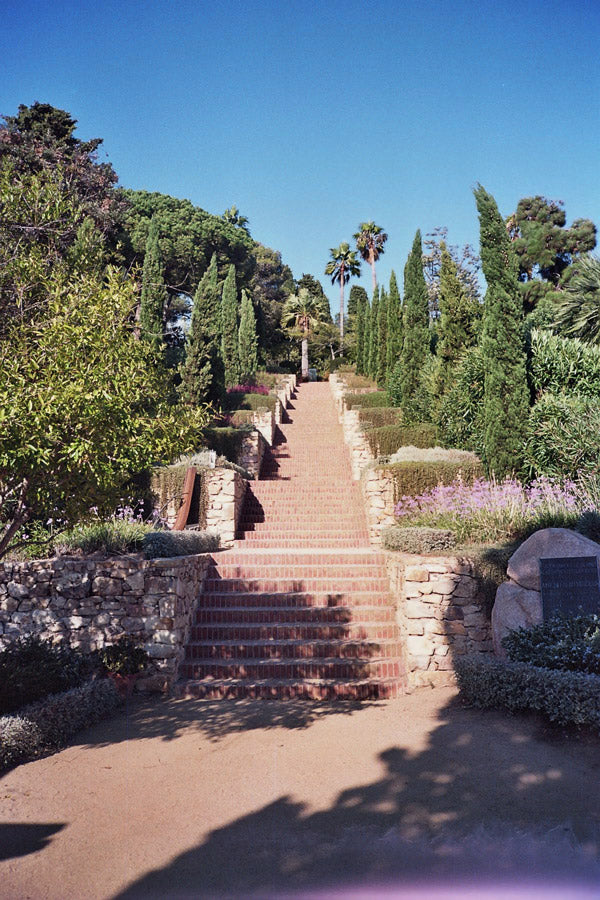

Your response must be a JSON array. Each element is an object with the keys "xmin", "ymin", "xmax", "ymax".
[
  {"xmin": 0, "ymin": 552, "xmax": 212, "ymax": 690},
  {"xmin": 386, "ymin": 552, "xmax": 493, "ymax": 688},
  {"xmin": 205, "ymin": 468, "xmax": 247, "ymax": 547},
  {"xmin": 361, "ymin": 465, "xmax": 396, "ymax": 543},
  {"xmin": 239, "ymin": 429, "xmax": 267, "ymax": 478}
]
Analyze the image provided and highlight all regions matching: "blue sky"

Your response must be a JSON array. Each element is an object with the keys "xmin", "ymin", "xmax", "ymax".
[{"xmin": 2, "ymin": 0, "xmax": 599, "ymax": 310}]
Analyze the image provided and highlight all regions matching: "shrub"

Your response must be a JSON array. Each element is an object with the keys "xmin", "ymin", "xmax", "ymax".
[
  {"xmin": 96, "ymin": 635, "xmax": 150, "ymax": 676},
  {"xmin": 201, "ymin": 425, "xmax": 253, "ymax": 463},
  {"xmin": 142, "ymin": 529, "xmax": 220, "ymax": 558},
  {"xmin": 381, "ymin": 458, "xmax": 484, "ymax": 505},
  {"xmin": 523, "ymin": 392, "xmax": 600, "ymax": 479},
  {"xmin": 340, "ymin": 373, "xmax": 375, "ymax": 389},
  {"xmin": 393, "ymin": 475, "xmax": 586, "ymax": 545},
  {"xmin": 344, "ymin": 391, "xmax": 390, "ymax": 409},
  {"xmin": 0, "ymin": 678, "xmax": 123, "ymax": 771},
  {"xmin": 381, "ymin": 525, "xmax": 457, "ymax": 553},
  {"xmin": 455, "ymin": 655, "xmax": 600, "ymax": 729},
  {"xmin": 436, "ymin": 346, "xmax": 485, "ymax": 457},
  {"xmin": 0, "ymin": 636, "xmax": 94, "ymax": 716},
  {"xmin": 228, "ymin": 409, "xmax": 256, "ymax": 426},
  {"xmin": 529, "ymin": 329, "xmax": 600, "ymax": 400},
  {"xmin": 55, "ymin": 518, "xmax": 154, "ymax": 556},
  {"xmin": 357, "ymin": 408, "xmax": 403, "ymax": 430},
  {"xmin": 365, "ymin": 424, "xmax": 438, "ymax": 457},
  {"xmin": 223, "ymin": 392, "xmax": 277, "ymax": 412},
  {"xmin": 502, "ymin": 614, "xmax": 600, "ymax": 675}
]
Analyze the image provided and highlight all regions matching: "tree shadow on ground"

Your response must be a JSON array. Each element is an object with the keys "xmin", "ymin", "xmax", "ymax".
[
  {"xmin": 114, "ymin": 695, "xmax": 600, "ymax": 898},
  {"xmin": 0, "ymin": 823, "xmax": 66, "ymax": 861}
]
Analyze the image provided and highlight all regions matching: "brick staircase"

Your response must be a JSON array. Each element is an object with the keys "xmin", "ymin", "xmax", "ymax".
[{"xmin": 177, "ymin": 381, "xmax": 406, "ymax": 699}]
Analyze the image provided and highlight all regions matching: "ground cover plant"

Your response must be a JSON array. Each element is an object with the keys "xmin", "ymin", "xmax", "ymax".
[
  {"xmin": 502, "ymin": 614, "xmax": 600, "ymax": 675},
  {"xmin": 0, "ymin": 636, "xmax": 94, "ymax": 715}
]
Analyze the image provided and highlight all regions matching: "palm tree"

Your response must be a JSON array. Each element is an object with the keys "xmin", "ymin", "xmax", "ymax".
[
  {"xmin": 354, "ymin": 221, "xmax": 388, "ymax": 295},
  {"xmin": 282, "ymin": 288, "xmax": 328, "ymax": 378},
  {"xmin": 324, "ymin": 242, "xmax": 361, "ymax": 347},
  {"xmin": 554, "ymin": 255, "xmax": 600, "ymax": 343}
]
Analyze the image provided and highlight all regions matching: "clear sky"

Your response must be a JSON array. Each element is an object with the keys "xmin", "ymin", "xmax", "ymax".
[{"xmin": 2, "ymin": 0, "xmax": 599, "ymax": 310}]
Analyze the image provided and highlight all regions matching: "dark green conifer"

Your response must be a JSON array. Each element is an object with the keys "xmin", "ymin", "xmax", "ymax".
[
  {"xmin": 238, "ymin": 289, "xmax": 258, "ymax": 381},
  {"xmin": 377, "ymin": 287, "xmax": 388, "ymax": 385},
  {"xmin": 386, "ymin": 269, "xmax": 402, "ymax": 377},
  {"xmin": 434, "ymin": 242, "xmax": 478, "ymax": 399},
  {"xmin": 139, "ymin": 218, "xmax": 167, "ymax": 353},
  {"xmin": 348, "ymin": 284, "xmax": 368, "ymax": 320},
  {"xmin": 180, "ymin": 252, "xmax": 224, "ymax": 407},
  {"xmin": 368, "ymin": 286, "xmax": 379, "ymax": 380},
  {"xmin": 474, "ymin": 184, "xmax": 529, "ymax": 476},
  {"xmin": 400, "ymin": 230, "xmax": 430, "ymax": 422},
  {"xmin": 221, "ymin": 264, "xmax": 239, "ymax": 387},
  {"xmin": 360, "ymin": 294, "xmax": 371, "ymax": 375}
]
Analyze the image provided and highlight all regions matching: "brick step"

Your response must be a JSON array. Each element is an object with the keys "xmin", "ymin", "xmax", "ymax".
[
  {"xmin": 237, "ymin": 512, "xmax": 366, "ymax": 522},
  {"xmin": 208, "ymin": 559, "xmax": 385, "ymax": 574},
  {"xmin": 202, "ymin": 577, "xmax": 391, "ymax": 593},
  {"xmin": 216, "ymin": 551, "xmax": 386, "ymax": 565},
  {"xmin": 190, "ymin": 622, "xmax": 398, "ymax": 640},
  {"xmin": 174, "ymin": 677, "xmax": 405, "ymax": 700},
  {"xmin": 196, "ymin": 592, "xmax": 395, "ymax": 610},
  {"xmin": 186, "ymin": 638, "xmax": 402, "ymax": 661},
  {"xmin": 179, "ymin": 657, "xmax": 404, "ymax": 681},
  {"xmin": 194, "ymin": 604, "xmax": 396, "ymax": 623},
  {"xmin": 233, "ymin": 541, "xmax": 371, "ymax": 550}
]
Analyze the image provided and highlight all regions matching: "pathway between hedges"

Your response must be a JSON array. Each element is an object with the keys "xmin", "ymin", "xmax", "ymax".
[{"xmin": 177, "ymin": 381, "xmax": 407, "ymax": 700}]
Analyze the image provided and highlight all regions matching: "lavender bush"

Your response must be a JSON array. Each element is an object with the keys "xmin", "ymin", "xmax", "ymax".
[{"xmin": 394, "ymin": 476, "xmax": 598, "ymax": 544}]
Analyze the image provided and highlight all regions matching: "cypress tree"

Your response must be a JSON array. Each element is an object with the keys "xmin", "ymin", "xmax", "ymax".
[
  {"xmin": 348, "ymin": 284, "xmax": 368, "ymax": 321},
  {"xmin": 400, "ymin": 230, "xmax": 430, "ymax": 423},
  {"xmin": 474, "ymin": 184, "xmax": 529, "ymax": 476},
  {"xmin": 361, "ymin": 295, "xmax": 371, "ymax": 375},
  {"xmin": 386, "ymin": 270, "xmax": 402, "ymax": 376},
  {"xmin": 180, "ymin": 252, "xmax": 224, "ymax": 407},
  {"xmin": 221, "ymin": 264, "xmax": 239, "ymax": 387},
  {"xmin": 238, "ymin": 289, "xmax": 258, "ymax": 381},
  {"xmin": 368, "ymin": 286, "xmax": 379, "ymax": 380},
  {"xmin": 139, "ymin": 218, "xmax": 167, "ymax": 353},
  {"xmin": 434, "ymin": 242, "xmax": 478, "ymax": 399},
  {"xmin": 377, "ymin": 287, "xmax": 388, "ymax": 386}
]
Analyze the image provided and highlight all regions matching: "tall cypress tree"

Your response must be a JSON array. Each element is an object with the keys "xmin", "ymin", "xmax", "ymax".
[
  {"xmin": 377, "ymin": 287, "xmax": 388, "ymax": 385},
  {"xmin": 180, "ymin": 252, "xmax": 224, "ymax": 407},
  {"xmin": 474, "ymin": 185, "xmax": 529, "ymax": 476},
  {"xmin": 434, "ymin": 242, "xmax": 478, "ymax": 400},
  {"xmin": 221, "ymin": 264, "xmax": 239, "ymax": 387},
  {"xmin": 400, "ymin": 230, "xmax": 430, "ymax": 423},
  {"xmin": 139, "ymin": 218, "xmax": 167, "ymax": 353},
  {"xmin": 368, "ymin": 286, "xmax": 380, "ymax": 380},
  {"xmin": 386, "ymin": 269, "xmax": 402, "ymax": 377},
  {"xmin": 361, "ymin": 294, "xmax": 371, "ymax": 375},
  {"xmin": 238, "ymin": 289, "xmax": 258, "ymax": 381},
  {"xmin": 348, "ymin": 284, "xmax": 368, "ymax": 320}
]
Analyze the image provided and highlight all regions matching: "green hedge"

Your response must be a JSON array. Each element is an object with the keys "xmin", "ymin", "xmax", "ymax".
[
  {"xmin": 358, "ymin": 408, "xmax": 403, "ymax": 429},
  {"xmin": 381, "ymin": 525, "xmax": 457, "ymax": 553},
  {"xmin": 455, "ymin": 655, "xmax": 600, "ymax": 729},
  {"xmin": 530, "ymin": 329, "xmax": 600, "ymax": 400},
  {"xmin": 225, "ymin": 393, "xmax": 277, "ymax": 412},
  {"xmin": 380, "ymin": 458, "xmax": 484, "ymax": 501},
  {"xmin": 365, "ymin": 423, "xmax": 438, "ymax": 457},
  {"xmin": 345, "ymin": 391, "xmax": 390, "ymax": 410},
  {"xmin": 143, "ymin": 530, "xmax": 220, "ymax": 558},
  {"xmin": 229, "ymin": 409, "xmax": 255, "ymax": 426},
  {"xmin": 523, "ymin": 392, "xmax": 600, "ymax": 478}
]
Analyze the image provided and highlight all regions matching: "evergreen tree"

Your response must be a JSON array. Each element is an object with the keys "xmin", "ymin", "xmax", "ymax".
[
  {"xmin": 386, "ymin": 269, "xmax": 402, "ymax": 377},
  {"xmin": 180, "ymin": 252, "xmax": 224, "ymax": 407},
  {"xmin": 348, "ymin": 284, "xmax": 368, "ymax": 320},
  {"xmin": 360, "ymin": 294, "xmax": 371, "ymax": 375},
  {"xmin": 368, "ymin": 286, "xmax": 379, "ymax": 380},
  {"xmin": 377, "ymin": 287, "xmax": 388, "ymax": 385},
  {"xmin": 221, "ymin": 264, "xmax": 239, "ymax": 387},
  {"xmin": 434, "ymin": 242, "xmax": 478, "ymax": 399},
  {"xmin": 139, "ymin": 218, "xmax": 167, "ymax": 352},
  {"xmin": 238, "ymin": 289, "xmax": 258, "ymax": 380},
  {"xmin": 400, "ymin": 230, "xmax": 430, "ymax": 422},
  {"xmin": 474, "ymin": 184, "xmax": 529, "ymax": 476}
]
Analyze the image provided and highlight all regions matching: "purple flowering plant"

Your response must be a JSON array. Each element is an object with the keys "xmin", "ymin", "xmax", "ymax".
[
  {"xmin": 226, "ymin": 383, "xmax": 269, "ymax": 396},
  {"xmin": 394, "ymin": 476, "xmax": 596, "ymax": 544}
]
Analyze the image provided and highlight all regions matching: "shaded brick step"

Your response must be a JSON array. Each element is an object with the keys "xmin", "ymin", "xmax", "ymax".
[
  {"xmin": 175, "ymin": 677, "xmax": 405, "ymax": 700},
  {"xmin": 194, "ymin": 604, "xmax": 396, "ymax": 623},
  {"xmin": 217, "ymin": 551, "xmax": 386, "ymax": 565},
  {"xmin": 234, "ymin": 534, "xmax": 369, "ymax": 544},
  {"xmin": 190, "ymin": 622, "xmax": 399, "ymax": 641},
  {"xmin": 208, "ymin": 561, "xmax": 386, "ymax": 576},
  {"xmin": 186, "ymin": 638, "xmax": 402, "ymax": 661},
  {"xmin": 202, "ymin": 578, "xmax": 391, "ymax": 593},
  {"xmin": 179, "ymin": 657, "xmax": 404, "ymax": 680}
]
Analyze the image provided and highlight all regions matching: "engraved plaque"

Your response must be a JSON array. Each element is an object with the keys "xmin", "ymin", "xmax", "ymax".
[{"xmin": 539, "ymin": 556, "xmax": 600, "ymax": 619}]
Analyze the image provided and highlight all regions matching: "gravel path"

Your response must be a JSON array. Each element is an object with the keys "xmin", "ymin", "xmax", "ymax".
[{"xmin": 2, "ymin": 687, "xmax": 600, "ymax": 898}]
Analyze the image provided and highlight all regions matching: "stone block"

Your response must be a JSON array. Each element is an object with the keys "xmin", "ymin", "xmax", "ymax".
[
  {"xmin": 8, "ymin": 582, "xmax": 29, "ymax": 600},
  {"xmin": 405, "ymin": 599, "xmax": 436, "ymax": 618},
  {"xmin": 91, "ymin": 576, "xmax": 121, "ymax": 596},
  {"xmin": 492, "ymin": 581, "xmax": 542, "ymax": 656},
  {"xmin": 429, "ymin": 577, "xmax": 459, "ymax": 595},
  {"xmin": 406, "ymin": 635, "xmax": 434, "ymax": 657},
  {"xmin": 404, "ymin": 566, "xmax": 429, "ymax": 582}
]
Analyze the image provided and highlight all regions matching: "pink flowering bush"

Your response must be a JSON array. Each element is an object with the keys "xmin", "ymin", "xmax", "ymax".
[
  {"xmin": 394, "ymin": 476, "xmax": 596, "ymax": 544},
  {"xmin": 226, "ymin": 383, "xmax": 269, "ymax": 395}
]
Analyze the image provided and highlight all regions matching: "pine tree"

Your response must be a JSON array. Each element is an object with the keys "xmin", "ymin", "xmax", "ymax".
[
  {"xmin": 238, "ymin": 289, "xmax": 258, "ymax": 381},
  {"xmin": 377, "ymin": 287, "xmax": 388, "ymax": 385},
  {"xmin": 221, "ymin": 264, "xmax": 239, "ymax": 387},
  {"xmin": 400, "ymin": 230, "xmax": 430, "ymax": 422},
  {"xmin": 435, "ymin": 242, "xmax": 478, "ymax": 400},
  {"xmin": 386, "ymin": 269, "xmax": 402, "ymax": 376},
  {"xmin": 474, "ymin": 184, "xmax": 529, "ymax": 476},
  {"xmin": 139, "ymin": 218, "xmax": 167, "ymax": 353},
  {"xmin": 368, "ymin": 287, "xmax": 379, "ymax": 380},
  {"xmin": 180, "ymin": 252, "xmax": 224, "ymax": 407}
]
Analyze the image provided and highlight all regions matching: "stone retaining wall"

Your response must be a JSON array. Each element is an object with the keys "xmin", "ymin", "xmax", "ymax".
[
  {"xmin": 239, "ymin": 429, "xmax": 267, "ymax": 478},
  {"xmin": 0, "ymin": 552, "xmax": 213, "ymax": 690},
  {"xmin": 361, "ymin": 465, "xmax": 396, "ymax": 544},
  {"xmin": 205, "ymin": 468, "xmax": 247, "ymax": 547},
  {"xmin": 386, "ymin": 552, "xmax": 493, "ymax": 688}
]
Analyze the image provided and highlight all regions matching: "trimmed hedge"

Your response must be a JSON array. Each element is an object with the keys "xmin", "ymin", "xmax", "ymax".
[
  {"xmin": 365, "ymin": 423, "xmax": 438, "ymax": 457},
  {"xmin": 344, "ymin": 391, "xmax": 390, "ymax": 410},
  {"xmin": 357, "ymin": 407, "xmax": 403, "ymax": 429},
  {"xmin": 455, "ymin": 655, "xmax": 600, "ymax": 729},
  {"xmin": 142, "ymin": 529, "xmax": 220, "ymax": 558},
  {"xmin": 202, "ymin": 426, "xmax": 252, "ymax": 464},
  {"xmin": 229, "ymin": 409, "xmax": 255, "ymax": 426},
  {"xmin": 0, "ymin": 678, "xmax": 123, "ymax": 771},
  {"xmin": 380, "ymin": 458, "xmax": 484, "ymax": 501},
  {"xmin": 381, "ymin": 525, "xmax": 457, "ymax": 553},
  {"xmin": 225, "ymin": 393, "xmax": 277, "ymax": 412}
]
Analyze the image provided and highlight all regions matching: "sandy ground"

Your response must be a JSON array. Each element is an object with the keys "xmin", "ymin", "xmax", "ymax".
[{"xmin": 1, "ymin": 686, "xmax": 600, "ymax": 899}]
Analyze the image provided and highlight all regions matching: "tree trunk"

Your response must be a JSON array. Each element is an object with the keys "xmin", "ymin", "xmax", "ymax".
[
  {"xmin": 301, "ymin": 337, "xmax": 309, "ymax": 378},
  {"xmin": 339, "ymin": 276, "xmax": 345, "ymax": 355},
  {"xmin": 369, "ymin": 249, "xmax": 377, "ymax": 295}
]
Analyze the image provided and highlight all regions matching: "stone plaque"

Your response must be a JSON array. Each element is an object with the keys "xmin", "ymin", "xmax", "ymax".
[{"xmin": 539, "ymin": 556, "xmax": 600, "ymax": 619}]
